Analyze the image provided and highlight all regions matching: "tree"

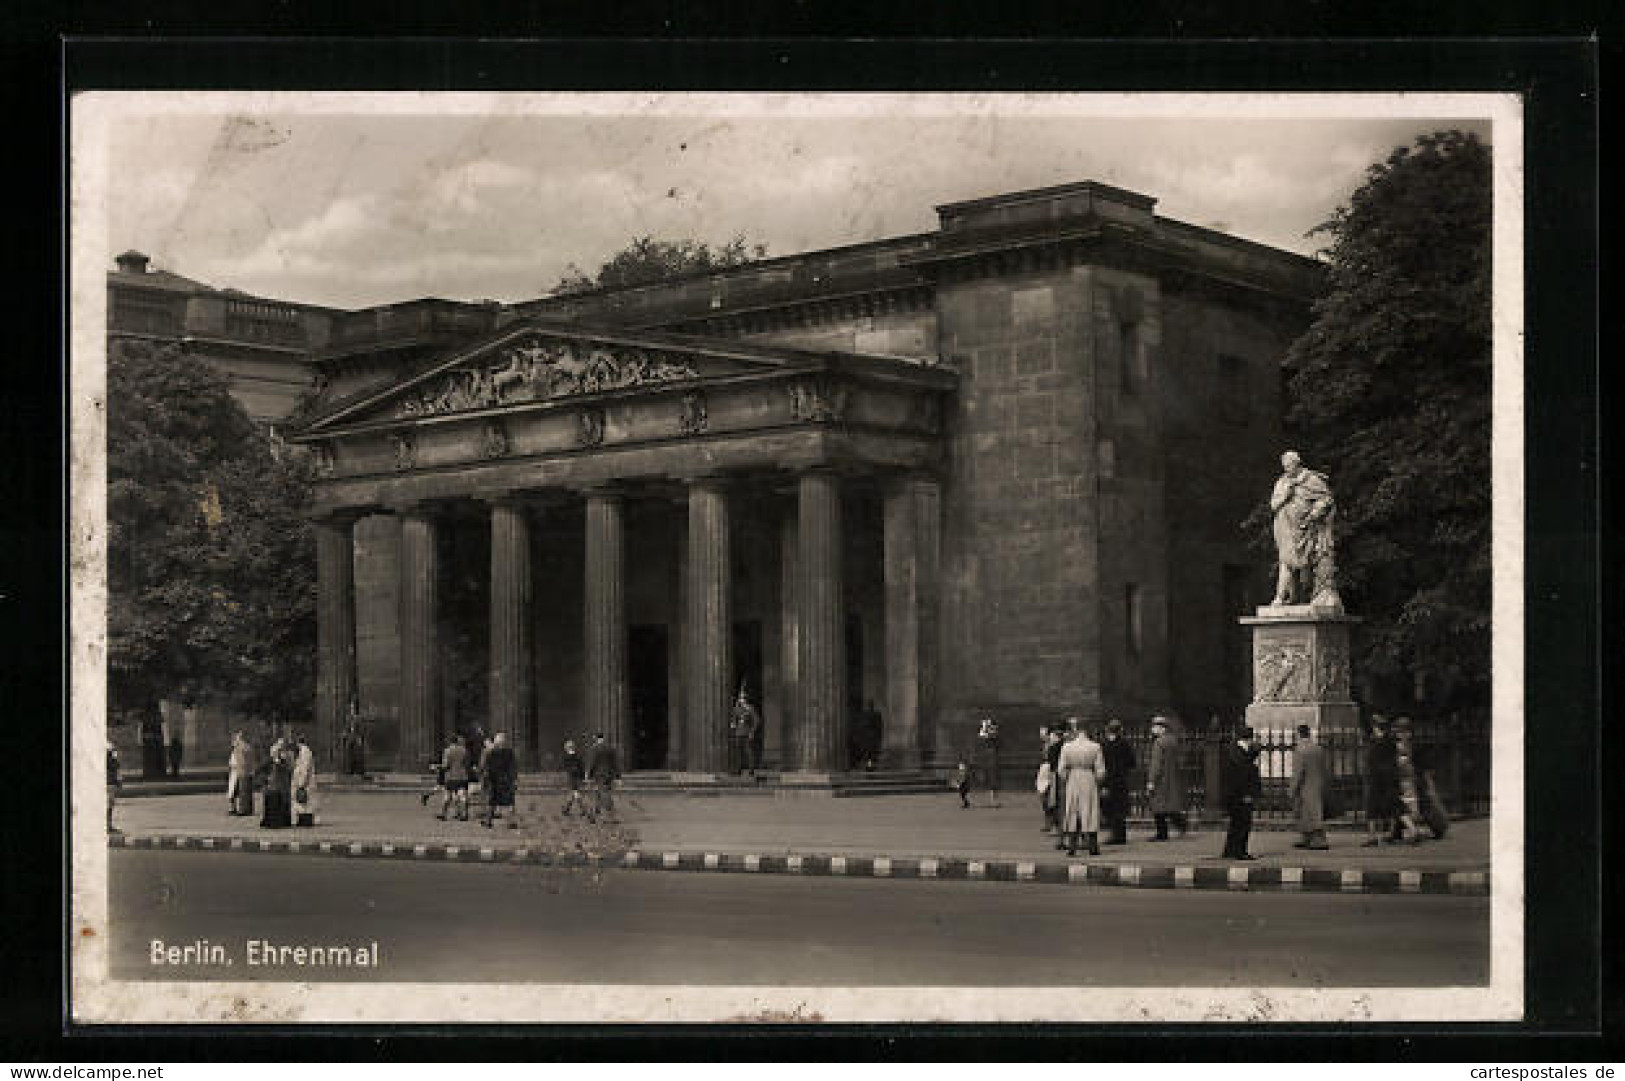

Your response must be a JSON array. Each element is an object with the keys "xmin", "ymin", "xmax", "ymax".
[
  {"xmin": 107, "ymin": 338, "xmax": 317, "ymax": 724},
  {"xmin": 551, "ymin": 234, "xmax": 767, "ymax": 295},
  {"xmin": 1281, "ymin": 129, "xmax": 1491, "ymax": 715}
]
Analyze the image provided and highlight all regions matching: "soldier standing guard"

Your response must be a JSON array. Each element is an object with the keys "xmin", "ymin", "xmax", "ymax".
[{"xmin": 729, "ymin": 685, "xmax": 761, "ymax": 777}]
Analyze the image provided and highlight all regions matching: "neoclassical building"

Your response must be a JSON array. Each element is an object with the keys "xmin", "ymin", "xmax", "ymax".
[{"xmin": 292, "ymin": 180, "xmax": 1320, "ymax": 776}]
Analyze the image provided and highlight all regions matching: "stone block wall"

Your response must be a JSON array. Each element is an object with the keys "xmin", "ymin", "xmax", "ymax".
[
  {"xmin": 1158, "ymin": 290, "xmax": 1296, "ymax": 727},
  {"xmin": 931, "ymin": 263, "xmax": 1103, "ymax": 761}
]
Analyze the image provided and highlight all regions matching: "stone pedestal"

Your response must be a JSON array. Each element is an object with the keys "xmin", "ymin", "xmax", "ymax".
[{"xmin": 1238, "ymin": 605, "xmax": 1361, "ymax": 743}]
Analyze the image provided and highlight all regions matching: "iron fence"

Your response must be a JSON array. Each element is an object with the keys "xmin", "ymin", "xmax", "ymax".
[{"xmin": 1002, "ymin": 713, "xmax": 1490, "ymax": 824}]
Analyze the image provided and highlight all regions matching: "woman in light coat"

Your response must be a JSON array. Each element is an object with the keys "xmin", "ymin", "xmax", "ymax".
[
  {"xmin": 1057, "ymin": 726, "xmax": 1106, "ymax": 856},
  {"xmin": 227, "ymin": 731, "xmax": 255, "ymax": 816},
  {"xmin": 290, "ymin": 736, "xmax": 317, "ymax": 827}
]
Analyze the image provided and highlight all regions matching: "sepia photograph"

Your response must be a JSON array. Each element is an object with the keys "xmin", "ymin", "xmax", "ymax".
[{"xmin": 68, "ymin": 90, "xmax": 1524, "ymax": 1024}]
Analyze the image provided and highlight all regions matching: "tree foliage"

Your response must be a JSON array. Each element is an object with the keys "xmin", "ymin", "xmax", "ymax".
[
  {"xmin": 551, "ymin": 234, "xmax": 767, "ymax": 295},
  {"xmin": 1283, "ymin": 130, "xmax": 1491, "ymax": 713},
  {"xmin": 107, "ymin": 338, "xmax": 317, "ymax": 722}
]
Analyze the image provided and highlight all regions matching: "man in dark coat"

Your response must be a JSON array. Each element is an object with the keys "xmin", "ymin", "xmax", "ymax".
[
  {"xmin": 1220, "ymin": 727, "xmax": 1262, "ymax": 860},
  {"xmin": 167, "ymin": 729, "xmax": 185, "ymax": 779},
  {"xmin": 1146, "ymin": 716, "xmax": 1187, "ymax": 840},
  {"xmin": 480, "ymin": 732, "xmax": 520, "ymax": 829},
  {"xmin": 1099, "ymin": 718, "xmax": 1137, "ymax": 845},
  {"xmin": 586, "ymin": 732, "xmax": 622, "ymax": 823},
  {"xmin": 1363, "ymin": 714, "xmax": 1400, "ymax": 847}
]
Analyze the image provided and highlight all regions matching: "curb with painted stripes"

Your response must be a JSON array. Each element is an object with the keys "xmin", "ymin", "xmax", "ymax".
[{"xmin": 106, "ymin": 833, "xmax": 1489, "ymax": 895}]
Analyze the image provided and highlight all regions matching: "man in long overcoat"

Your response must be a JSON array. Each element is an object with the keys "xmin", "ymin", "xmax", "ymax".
[
  {"xmin": 1146, "ymin": 716, "xmax": 1187, "ymax": 840},
  {"xmin": 1099, "ymin": 718, "xmax": 1137, "ymax": 845},
  {"xmin": 1220, "ymin": 727, "xmax": 1261, "ymax": 860},
  {"xmin": 1290, "ymin": 723, "xmax": 1330, "ymax": 850},
  {"xmin": 1056, "ymin": 724, "xmax": 1105, "ymax": 857}
]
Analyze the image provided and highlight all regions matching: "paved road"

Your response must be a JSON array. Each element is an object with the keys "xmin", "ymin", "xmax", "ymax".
[{"xmin": 109, "ymin": 850, "xmax": 1489, "ymax": 986}]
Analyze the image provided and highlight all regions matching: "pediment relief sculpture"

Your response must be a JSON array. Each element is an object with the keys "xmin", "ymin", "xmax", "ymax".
[
  {"xmin": 395, "ymin": 336, "xmax": 700, "ymax": 420},
  {"xmin": 391, "ymin": 431, "xmax": 416, "ymax": 471}
]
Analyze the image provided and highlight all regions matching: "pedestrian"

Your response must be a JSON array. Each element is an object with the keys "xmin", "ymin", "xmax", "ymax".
[
  {"xmin": 1362, "ymin": 715, "xmax": 1400, "ymax": 847},
  {"xmin": 1043, "ymin": 724, "xmax": 1065, "ymax": 831},
  {"xmin": 560, "ymin": 739, "xmax": 587, "ymax": 817},
  {"xmin": 227, "ymin": 730, "xmax": 255, "ymax": 816},
  {"xmin": 106, "ymin": 742, "xmax": 122, "ymax": 833},
  {"xmin": 167, "ymin": 727, "xmax": 185, "ymax": 779},
  {"xmin": 951, "ymin": 760, "xmax": 973, "ymax": 809},
  {"xmin": 480, "ymin": 732, "xmax": 520, "ymax": 829},
  {"xmin": 1035, "ymin": 727, "xmax": 1060, "ymax": 832},
  {"xmin": 1392, "ymin": 721, "xmax": 1424, "ymax": 843},
  {"xmin": 1056, "ymin": 722, "xmax": 1105, "ymax": 856},
  {"xmin": 290, "ymin": 733, "xmax": 318, "ymax": 827},
  {"xmin": 1099, "ymin": 718, "xmax": 1137, "ymax": 845},
  {"xmin": 259, "ymin": 738, "xmax": 293, "ymax": 829},
  {"xmin": 437, "ymin": 732, "xmax": 471, "ymax": 821},
  {"xmin": 141, "ymin": 715, "xmax": 166, "ymax": 780},
  {"xmin": 586, "ymin": 732, "xmax": 622, "ymax": 822},
  {"xmin": 1146, "ymin": 716, "xmax": 1188, "ymax": 840},
  {"xmin": 420, "ymin": 741, "xmax": 448, "ymax": 809},
  {"xmin": 1220, "ymin": 726, "xmax": 1261, "ymax": 860},
  {"xmin": 729, "ymin": 688, "xmax": 760, "ymax": 776},
  {"xmin": 342, "ymin": 699, "xmax": 366, "ymax": 776},
  {"xmin": 975, "ymin": 716, "xmax": 1002, "ymax": 808},
  {"xmin": 1290, "ymin": 723, "xmax": 1330, "ymax": 850}
]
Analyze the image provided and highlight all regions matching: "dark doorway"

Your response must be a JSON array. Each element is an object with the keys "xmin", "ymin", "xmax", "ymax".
[
  {"xmin": 845, "ymin": 615, "xmax": 865, "ymax": 769},
  {"xmin": 628, "ymin": 625, "xmax": 669, "ymax": 770}
]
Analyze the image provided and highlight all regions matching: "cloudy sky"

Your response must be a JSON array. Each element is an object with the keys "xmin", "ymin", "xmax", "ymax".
[{"xmin": 94, "ymin": 94, "xmax": 1495, "ymax": 310}]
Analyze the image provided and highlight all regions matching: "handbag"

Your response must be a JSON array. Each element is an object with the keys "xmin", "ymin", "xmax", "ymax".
[
  {"xmin": 295, "ymin": 787, "xmax": 308, "ymax": 804},
  {"xmin": 1035, "ymin": 763, "xmax": 1052, "ymax": 794}
]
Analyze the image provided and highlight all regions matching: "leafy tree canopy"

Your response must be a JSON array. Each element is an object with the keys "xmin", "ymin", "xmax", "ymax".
[
  {"xmin": 551, "ymin": 234, "xmax": 768, "ymax": 295},
  {"xmin": 108, "ymin": 338, "xmax": 317, "ymax": 723},
  {"xmin": 1283, "ymin": 129, "xmax": 1491, "ymax": 714}
]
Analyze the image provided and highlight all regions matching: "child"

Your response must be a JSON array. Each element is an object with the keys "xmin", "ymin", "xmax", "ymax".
[{"xmin": 952, "ymin": 761, "xmax": 973, "ymax": 809}]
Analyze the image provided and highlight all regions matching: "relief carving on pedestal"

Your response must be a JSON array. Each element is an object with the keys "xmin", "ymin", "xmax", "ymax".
[
  {"xmin": 391, "ymin": 431, "xmax": 416, "ymax": 471},
  {"xmin": 1315, "ymin": 639, "xmax": 1350, "ymax": 700},
  {"xmin": 576, "ymin": 408, "xmax": 605, "ymax": 448},
  {"xmin": 1255, "ymin": 640, "xmax": 1311, "ymax": 702},
  {"xmin": 481, "ymin": 420, "xmax": 508, "ymax": 460},
  {"xmin": 679, "ymin": 391, "xmax": 708, "ymax": 436},
  {"xmin": 789, "ymin": 377, "xmax": 850, "ymax": 423},
  {"xmin": 395, "ymin": 336, "xmax": 699, "ymax": 419}
]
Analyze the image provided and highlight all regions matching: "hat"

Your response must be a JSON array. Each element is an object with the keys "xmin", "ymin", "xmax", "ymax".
[
  {"xmin": 1105, "ymin": 718, "xmax": 1124, "ymax": 734},
  {"xmin": 1149, "ymin": 715, "xmax": 1169, "ymax": 729},
  {"xmin": 1296, "ymin": 723, "xmax": 1312, "ymax": 738},
  {"xmin": 1237, "ymin": 726, "xmax": 1255, "ymax": 741}
]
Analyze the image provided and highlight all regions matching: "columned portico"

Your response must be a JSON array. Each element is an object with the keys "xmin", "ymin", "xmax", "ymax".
[
  {"xmin": 682, "ymin": 478, "xmax": 732, "ymax": 772},
  {"xmin": 584, "ymin": 488, "xmax": 630, "ymax": 755},
  {"xmin": 314, "ymin": 514, "xmax": 358, "ymax": 764},
  {"xmin": 397, "ymin": 506, "xmax": 440, "ymax": 769},
  {"xmin": 488, "ymin": 497, "xmax": 533, "ymax": 763},
  {"xmin": 793, "ymin": 469, "xmax": 845, "ymax": 771},
  {"xmin": 299, "ymin": 321, "xmax": 952, "ymax": 777}
]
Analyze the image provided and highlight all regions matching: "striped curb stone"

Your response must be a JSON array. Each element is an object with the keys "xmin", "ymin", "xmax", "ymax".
[{"xmin": 105, "ymin": 834, "xmax": 1488, "ymax": 894}]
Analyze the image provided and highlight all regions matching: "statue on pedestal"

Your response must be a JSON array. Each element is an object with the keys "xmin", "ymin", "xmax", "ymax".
[{"xmin": 1269, "ymin": 450, "xmax": 1340, "ymax": 609}]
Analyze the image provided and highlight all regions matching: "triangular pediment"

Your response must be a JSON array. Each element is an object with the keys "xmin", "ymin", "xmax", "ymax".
[{"xmin": 303, "ymin": 321, "xmax": 799, "ymax": 433}]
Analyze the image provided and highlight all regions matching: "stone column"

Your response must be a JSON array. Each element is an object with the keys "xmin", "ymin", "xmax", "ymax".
[
  {"xmin": 488, "ymin": 498, "xmax": 533, "ymax": 766},
  {"xmin": 315, "ymin": 514, "xmax": 358, "ymax": 768},
  {"xmin": 397, "ymin": 506, "xmax": 440, "ymax": 771},
  {"xmin": 794, "ymin": 469, "xmax": 845, "ymax": 771},
  {"xmin": 773, "ymin": 507, "xmax": 799, "ymax": 769},
  {"xmin": 584, "ymin": 489, "xmax": 631, "ymax": 758},
  {"xmin": 912, "ymin": 477, "xmax": 942, "ymax": 766},
  {"xmin": 882, "ymin": 476, "xmax": 940, "ymax": 769},
  {"xmin": 682, "ymin": 478, "xmax": 732, "ymax": 772}
]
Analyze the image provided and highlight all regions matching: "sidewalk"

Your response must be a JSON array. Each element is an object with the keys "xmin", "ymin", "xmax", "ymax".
[{"xmin": 107, "ymin": 789, "xmax": 1491, "ymax": 895}]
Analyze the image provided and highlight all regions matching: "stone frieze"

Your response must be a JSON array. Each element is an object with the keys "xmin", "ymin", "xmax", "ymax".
[{"xmin": 395, "ymin": 335, "xmax": 699, "ymax": 419}]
